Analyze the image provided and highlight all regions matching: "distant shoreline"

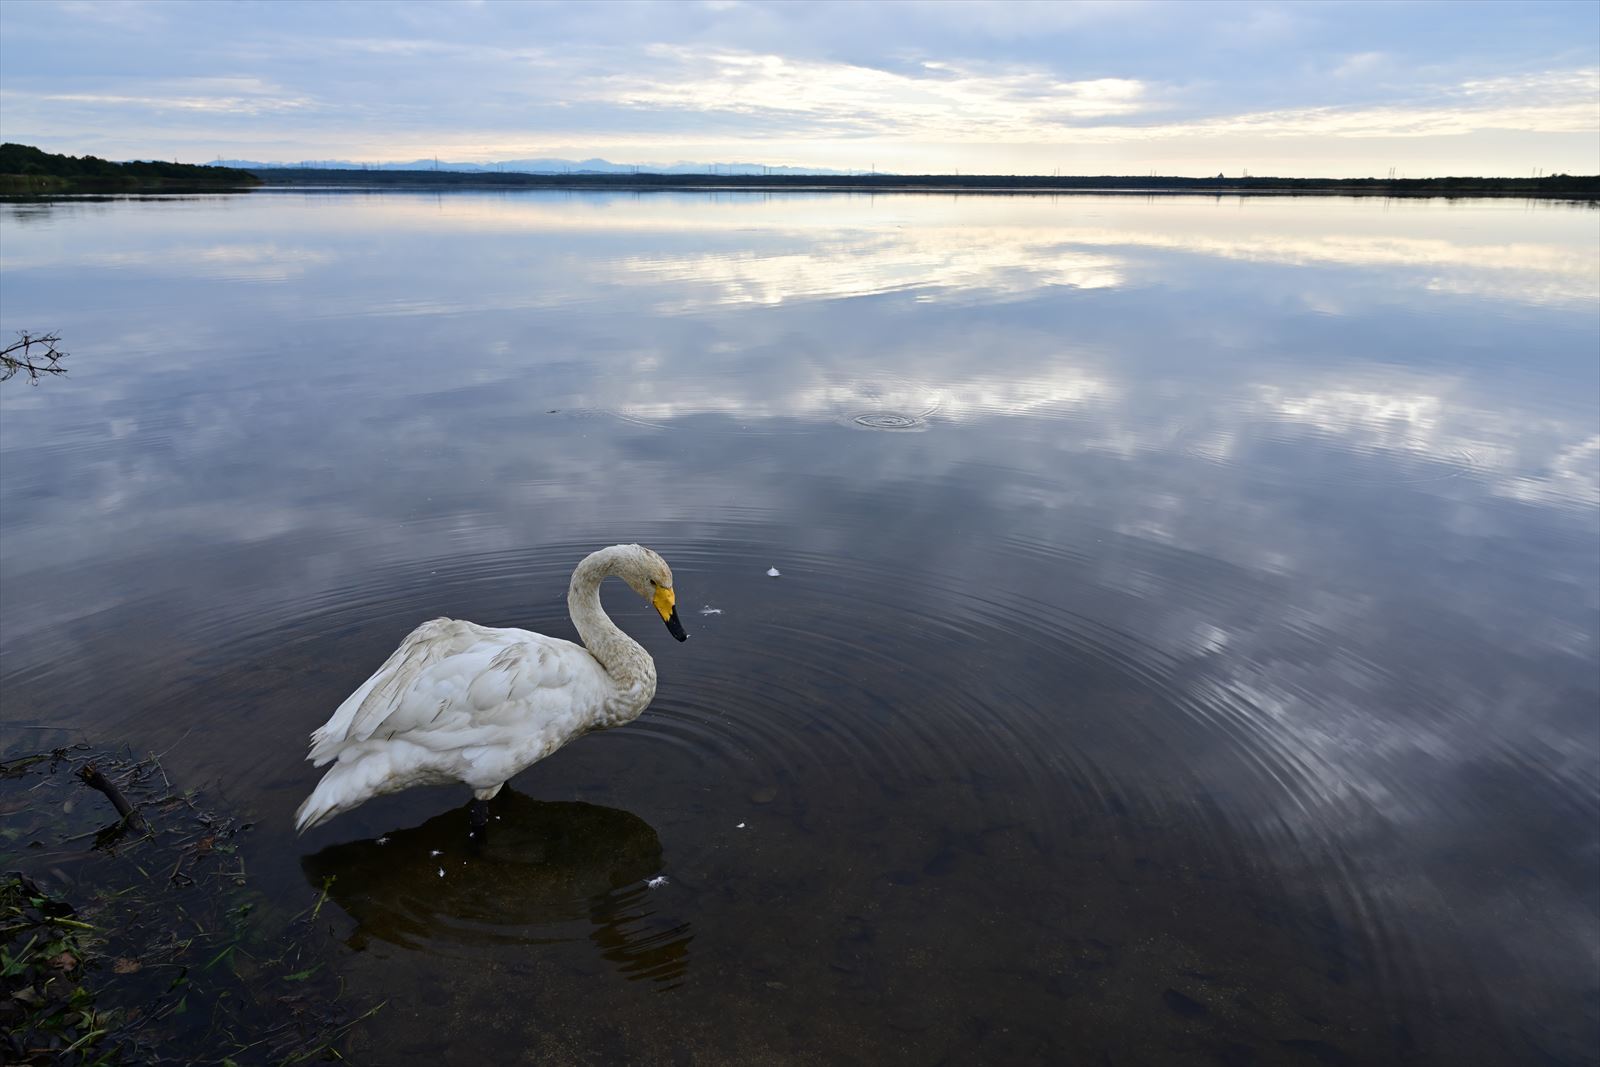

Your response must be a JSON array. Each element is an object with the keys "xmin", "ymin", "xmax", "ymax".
[
  {"xmin": 0, "ymin": 143, "xmax": 261, "ymax": 195},
  {"xmin": 244, "ymin": 168, "xmax": 1600, "ymax": 199},
  {"xmin": 4, "ymin": 163, "xmax": 1594, "ymax": 201},
  {"xmin": 0, "ymin": 175, "xmax": 260, "ymax": 195},
  {"xmin": 2, "ymin": 146, "xmax": 1595, "ymax": 199}
]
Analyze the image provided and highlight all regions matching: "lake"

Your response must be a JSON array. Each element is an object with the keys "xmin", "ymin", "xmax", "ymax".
[{"xmin": 2, "ymin": 189, "xmax": 1596, "ymax": 1064}]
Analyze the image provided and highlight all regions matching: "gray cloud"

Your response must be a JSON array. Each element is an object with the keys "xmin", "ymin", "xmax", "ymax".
[{"xmin": 0, "ymin": 1, "xmax": 1594, "ymax": 173}]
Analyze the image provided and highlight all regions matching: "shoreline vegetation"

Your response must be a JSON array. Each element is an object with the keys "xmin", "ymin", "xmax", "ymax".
[
  {"xmin": 1, "ymin": 744, "xmax": 379, "ymax": 1064},
  {"xmin": 1, "ymin": 145, "xmax": 1594, "ymax": 199},
  {"xmin": 0, "ymin": 144, "xmax": 260, "ymax": 194}
]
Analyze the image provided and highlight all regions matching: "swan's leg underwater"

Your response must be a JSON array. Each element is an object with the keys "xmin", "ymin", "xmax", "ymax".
[
  {"xmin": 467, "ymin": 782, "xmax": 502, "ymax": 837},
  {"xmin": 468, "ymin": 798, "xmax": 490, "ymax": 834}
]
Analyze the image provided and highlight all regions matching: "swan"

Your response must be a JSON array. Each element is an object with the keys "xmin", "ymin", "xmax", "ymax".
[{"xmin": 294, "ymin": 544, "xmax": 687, "ymax": 834}]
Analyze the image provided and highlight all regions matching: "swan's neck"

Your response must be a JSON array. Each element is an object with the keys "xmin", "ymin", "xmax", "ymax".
[{"xmin": 568, "ymin": 547, "xmax": 656, "ymax": 718}]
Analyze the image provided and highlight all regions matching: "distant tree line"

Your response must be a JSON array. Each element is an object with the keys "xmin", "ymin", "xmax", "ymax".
[
  {"xmin": 0, "ymin": 143, "xmax": 260, "ymax": 193},
  {"xmin": 244, "ymin": 166, "xmax": 1599, "ymax": 198},
  {"xmin": 3, "ymin": 144, "xmax": 1593, "ymax": 198}
]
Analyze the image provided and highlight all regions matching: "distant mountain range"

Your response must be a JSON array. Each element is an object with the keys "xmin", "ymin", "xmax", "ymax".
[{"xmin": 212, "ymin": 156, "xmax": 852, "ymax": 176}]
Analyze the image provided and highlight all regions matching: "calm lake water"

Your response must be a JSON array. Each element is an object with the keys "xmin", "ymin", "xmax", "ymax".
[{"xmin": 2, "ymin": 190, "xmax": 1597, "ymax": 1064}]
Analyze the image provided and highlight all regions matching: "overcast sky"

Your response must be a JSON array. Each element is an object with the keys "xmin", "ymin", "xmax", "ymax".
[{"xmin": 1, "ymin": 0, "xmax": 1596, "ymax": 176}]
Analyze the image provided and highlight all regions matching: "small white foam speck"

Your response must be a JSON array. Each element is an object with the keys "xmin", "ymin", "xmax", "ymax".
[
  {"xmin": 437, "ymin": 868, "xmax": 445, "ymax": 878},
  {"xmin": 430, "ymin": 849, "xmax": 443, "ymax": 857},
  {"xmin": 700, "ymin": 606, "xmax": 723, "ymax": 615},
  {"xmin": 736, "ymin": 822, "xmax": 747, "ymax": 829},
  {"xmin": 647, "ymin": 875, "xmax": 668, "ymax": 888},
  {"xmin": 766, "ymin": 567, "xmax": 780, "ymax": 577}
]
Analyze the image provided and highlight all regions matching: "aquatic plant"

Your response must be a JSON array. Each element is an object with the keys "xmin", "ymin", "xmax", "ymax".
[{"xmin": 0, "ymin": 747, "xmax": 382, "ymax": 1064}]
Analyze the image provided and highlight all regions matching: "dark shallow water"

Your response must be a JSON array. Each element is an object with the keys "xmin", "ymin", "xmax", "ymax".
[{"xmin": 2, "ymin": 190, "xmax": 1597, "ymax": 1064}]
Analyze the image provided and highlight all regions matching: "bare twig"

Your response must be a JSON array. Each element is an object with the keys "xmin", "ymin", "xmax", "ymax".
[
  {"xmin": 150, "ymin": 727, "xmax": 193, "ymax": 761},
  {"xmin": 0, "ymin": 331, "xmax": 68, "ymax": 383}
]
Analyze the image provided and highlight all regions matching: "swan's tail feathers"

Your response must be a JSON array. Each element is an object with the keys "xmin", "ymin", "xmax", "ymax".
[
  {"xmin": 294, "ymin": 758, "xmax": 379, "ymax": 834},
  {"xmin": 294, "ymin": 779, "xmax": 344, "ymax": 834}
]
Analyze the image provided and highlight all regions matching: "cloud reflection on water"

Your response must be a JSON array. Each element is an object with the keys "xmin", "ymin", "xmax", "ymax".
[{"xmin": 0, "ymin": 190, "xmax": 1595, "ymax": 1060}]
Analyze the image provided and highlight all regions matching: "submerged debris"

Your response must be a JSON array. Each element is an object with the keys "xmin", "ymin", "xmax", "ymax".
[
  {"xmin": 76, "ymin": 761, "xmax": 148, "ymax": 834},
  {"xmin": 0, "ymin": 745, "xmax": 382, "ymax": 1065}
]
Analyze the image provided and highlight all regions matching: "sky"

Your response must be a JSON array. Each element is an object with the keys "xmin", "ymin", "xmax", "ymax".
[{"xmin": 0, "ymin": 0, "xmax": 1596, "ymax": 177}]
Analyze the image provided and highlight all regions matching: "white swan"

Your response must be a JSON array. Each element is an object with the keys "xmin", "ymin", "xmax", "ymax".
[{"xmin": 294, "ymin": 544, "xmax": 687, "ymax": 834}]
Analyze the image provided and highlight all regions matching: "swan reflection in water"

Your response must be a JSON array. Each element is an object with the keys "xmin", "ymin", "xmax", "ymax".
[{"xmin": 300, "ymin": 790, "xmax": 691, "ymax": 987}]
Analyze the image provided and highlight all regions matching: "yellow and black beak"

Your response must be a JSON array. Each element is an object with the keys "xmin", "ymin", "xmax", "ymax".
[{"xmin": 653, "ymin": 584, "xmax": 688, "ymax": 642}]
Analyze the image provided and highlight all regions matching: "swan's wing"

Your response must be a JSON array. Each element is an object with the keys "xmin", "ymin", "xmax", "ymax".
[{"xmin": 306, "ymin": 618, "xmax": 596, "ymax": 766}]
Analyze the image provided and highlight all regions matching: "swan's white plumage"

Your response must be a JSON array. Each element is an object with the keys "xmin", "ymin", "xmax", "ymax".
[{"xmin": 295, "ymin": 545, "xmax": 681, "ymax": 833}]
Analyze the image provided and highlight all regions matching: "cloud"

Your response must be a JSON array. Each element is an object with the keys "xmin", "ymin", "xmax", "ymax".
[
  {"xmin": 49, "ymin": 0, "xmax": 163, "ymax": 29},
  {"xmin": 8, "ymin": 76, "xmax": 317, "ymax": 117},
  {"xmin": 1183, "ymin": 67, "xmax": 1600, "ymax": 139},
  {"xmin": 0, "ymin": 2, "xmax": 1594, "ymax": 174},
  {"xmin": 477, "ymin": 55, "xmax": 1598, "ymax": 156},
  {"xmin": 1331, "ymin": 51, "xmax": 1388, "ymax": 80},
  {"xmin": 599, "ymin": 48, "xmax": 1147, "ymax": 139}
]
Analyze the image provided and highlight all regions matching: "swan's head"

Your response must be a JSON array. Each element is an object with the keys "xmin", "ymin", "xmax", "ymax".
[{"xmin": 617, "ymin": 545, "xmax": 688, "ymax": 642}]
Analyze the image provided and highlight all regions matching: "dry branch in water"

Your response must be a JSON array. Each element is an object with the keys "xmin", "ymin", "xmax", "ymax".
[
  {"xmin": 77, "ymin": 762, "xmax": 151, "ymax": 835},
  {"xmin": 0, "ymin": 331, "xmax": 67, "ymax": 383}
]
